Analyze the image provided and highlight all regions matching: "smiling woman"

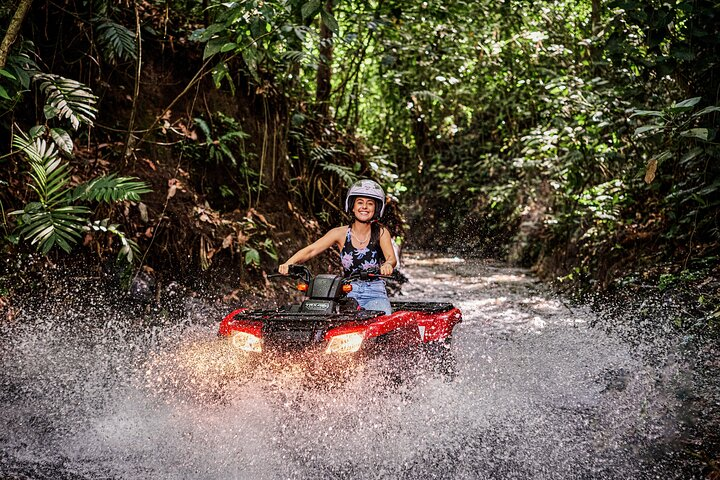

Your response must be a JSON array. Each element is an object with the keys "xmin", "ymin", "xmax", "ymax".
[{"xmin": 278, "ymin": 179, "xmax": 397, "ymax": 314}]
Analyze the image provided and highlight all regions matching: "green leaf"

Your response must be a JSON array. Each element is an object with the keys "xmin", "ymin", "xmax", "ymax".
[
  {"xmin": 73, "ymin": 174, "xmax": 152, "ymax": 203},
  {"xmin": 245, "ymin": 247, "xmax": 260, "ymax": 265},
  {"xmin": 29, "ymin": 125, "xmax": 47, "ymax": 138},
  {"xmin": 220, "ymin": 42, "xmax": 238, "ymax": 53},
  {"xmin": 211, "ymin": 61, "xmax": 234, "ymax": 94},
  {"xmin": 680, "ymin": 128, "xmax": 713, "ymax": 141},
  {"xmin": 241, "ymin": 47, "xmax": 261, "ymax": 83},
  {"xmin": 670, "ymin": 97, "xmax": 701, "ymax": 113},
  {"xmin": 50, "ymin": 128, "xmax": 74, "ymax": 155},
  {"xmin": 95, "ymin": 20, "xmax": 137, "ymax": 64},
  {"xmin": 44, "ymin": 104, "xmax": 60, "ymax": 119},
  {"xmin": 204, "ymin": 38, "xmax": 225, "ymax": 60},
  {"xmin": 0, "ymin": 68, "xmax": 17, "ymax": 80},
  {"xmin": 35, "ymin": 74, "xmax": 97, "ymax": 129},
  {"xmin": 630, "ymin": 109, "xmax": 664, "ymax": 118},
  {"xmin": 691, "ymin": 106, "xmax": 720, "ymax": 117},
  {"xmin": 301, "ymin": 0, "xmax": 321, "ymax": 19},
  {"xmin": 634, "ymin": 125, "xmax": 664, "ymax": 136},
  {"xmin": 320, "ymin": 10, "xmax": 339, "ymax": 33}
]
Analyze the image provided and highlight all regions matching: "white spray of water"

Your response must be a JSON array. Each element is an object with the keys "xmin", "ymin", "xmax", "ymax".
[{"xmin": 0, "ymin": 255, "xmax": 694, "ymax": 479}]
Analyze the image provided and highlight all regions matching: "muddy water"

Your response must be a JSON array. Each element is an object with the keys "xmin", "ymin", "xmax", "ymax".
[{"xmin": 0, "ymin": 254, "xmax": 707, "ymax": 479}]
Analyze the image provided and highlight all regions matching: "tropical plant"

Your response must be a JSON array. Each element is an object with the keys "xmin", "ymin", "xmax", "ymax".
[
  {"xmin": 10, "ymin": 133, "xmax": 90, "ymax": 254},
  {"xmin": 10, "ymin": 130, "xmax": 151, "ymax": 261},
  {"xmin": 94, "ymin": 20, "xmax": 137, "ymax": 64},
  {"xmin": 35, "ymin": 73, "xmax": 97, "ymax": 131}
]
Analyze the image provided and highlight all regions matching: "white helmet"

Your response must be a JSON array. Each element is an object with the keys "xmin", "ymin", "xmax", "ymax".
[{"xmin": 345, "ymin": 179, "xmax": 385, "ymax": 219}]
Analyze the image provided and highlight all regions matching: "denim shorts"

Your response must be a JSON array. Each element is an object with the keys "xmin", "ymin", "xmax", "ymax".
[{"xmin": 347, "ymin": 280, "xmax": 391, "ymax": 315}]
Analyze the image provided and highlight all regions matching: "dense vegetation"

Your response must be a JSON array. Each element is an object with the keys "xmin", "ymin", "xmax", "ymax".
[{"xmin": 1, "ymin": 1, "xmax": 718, "ymax": 322}]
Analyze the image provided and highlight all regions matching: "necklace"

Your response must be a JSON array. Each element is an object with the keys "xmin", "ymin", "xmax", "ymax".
[{"xmin": 352, "ymin": 227, "xmax": 370, "ymax": 244}]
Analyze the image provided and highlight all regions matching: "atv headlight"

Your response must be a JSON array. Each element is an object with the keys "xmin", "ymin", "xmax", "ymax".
[
  {"xmin": 325, "ymin": 331, "xmax": 365, "ymax": 354},
  {"xmin": 231, "ymin": 331, "xmax": 262, "ymax": 353}
]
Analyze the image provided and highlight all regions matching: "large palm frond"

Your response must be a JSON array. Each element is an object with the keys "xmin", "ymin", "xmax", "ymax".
[
  {"xmin": 12, "ymin": 133, "xmax": 69, "ymax": 206},
  {"xmin": 72, "ymin": 174, "xmax": 152, "ymax": 203},
  {"xmin": 95, "ymin": 20, "xmax": 137, "ymax": 64},
  {"xmin": 34, "ymin": 73, "xmax": 98, "ymax": 130},
  {"xmin": 16, "ymin": 204, "xmax": 90, "ymax": 254},
  {"xmin": 11, "ymin": 132, "xmax": 89, "ymax": 253}
]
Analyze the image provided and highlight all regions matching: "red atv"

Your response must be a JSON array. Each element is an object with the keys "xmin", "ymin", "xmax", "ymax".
[{"xmin": 217, "ymin": 265, "xmax": 461, "ymax": 380}]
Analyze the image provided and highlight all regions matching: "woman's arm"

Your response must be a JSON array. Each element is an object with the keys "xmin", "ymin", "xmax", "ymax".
[
  {"xmin": 278, "ymin": 227, "xmax": 344, "ymax": 274},
  {"xmin": 378, "ymin": 227, "xmax": 397, "ymax": 275}
]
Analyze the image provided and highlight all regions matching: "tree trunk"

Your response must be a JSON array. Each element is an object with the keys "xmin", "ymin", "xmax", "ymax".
[
  {"xmin": 0, "ymin": 0, "xmax": 34, "ymax": 69},
  {"xmin": 589, "ymin": 0, "xmax": 601, "ymax": 63},
  {"xmin": 315, "ymin": 0, "xmax": 334, "ymax": 119}
]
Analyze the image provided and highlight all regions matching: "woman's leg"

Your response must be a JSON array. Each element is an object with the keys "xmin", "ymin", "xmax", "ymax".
[
  {"xmin": 349, "ymin": 280, "xmax": 391, "ymax": 315},
  {"xmin": 362, "ymin": 297, "xmax": 392, "ymax": 315}
]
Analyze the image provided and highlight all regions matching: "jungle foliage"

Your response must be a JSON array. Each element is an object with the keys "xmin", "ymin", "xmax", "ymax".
[{"xmin": 0, "ymin": 0, "xmax": 718, "ymax": 318}]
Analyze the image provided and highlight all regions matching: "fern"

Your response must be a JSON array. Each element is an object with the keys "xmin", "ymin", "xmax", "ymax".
[
  {"xmin": 11, "ymin": 132, "xmax": 90, "ymax": 253},
  {"xmin": 10, "ymin": 130, "xmax": 149, "ymax": 262},
  {"xmin": 72, "ymin": 174, "xmax": 152, "ymax": 203},
  {"xmin": 310, "ymin": 145, "xmax": 342, "ymax": 163},
  {"xmin": 34, "ymin": 73, "xmax": 98, "ymax": 130},
  {"xmin": 86, "ymin": 219, "xmax": 141, "ymax": 263},
  {"xmin": 280, "ymin": 50, "xmax": 307, "ymax": 63},
  {"xmin": 16, "ymin": 204, "xmax": 90, "ymax": 254},
  {"xmin": 95, "ymin": 20, "xmax": 137, "ymax": 64},
  {"xmin": 321, "ymin": 162, "xmax": 358, "ymax": 186},
  {"xmin": 12, "ymin": 133, "xmax": 69, "ymax": 205}
]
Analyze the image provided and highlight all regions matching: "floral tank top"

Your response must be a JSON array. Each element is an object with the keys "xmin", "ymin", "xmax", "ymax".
[{"xmin": 340, "ymin": 226, "xmax": 385, "ymax": 277}]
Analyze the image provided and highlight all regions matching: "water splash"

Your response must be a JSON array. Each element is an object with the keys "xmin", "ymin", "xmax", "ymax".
[{"xmin": 0, "ymin": 255, "xmax": 709, "ymax": 479}]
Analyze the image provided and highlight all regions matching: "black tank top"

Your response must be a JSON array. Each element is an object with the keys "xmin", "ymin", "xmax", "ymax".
[{"xmin": 340, "ymin": 226, "xmax": 386, "ymax": 277}]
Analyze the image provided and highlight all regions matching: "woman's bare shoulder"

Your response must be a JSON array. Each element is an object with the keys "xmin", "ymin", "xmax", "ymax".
[{"xmin": 330, "ymin": 225, "xmax": 348, "ymax": 237}]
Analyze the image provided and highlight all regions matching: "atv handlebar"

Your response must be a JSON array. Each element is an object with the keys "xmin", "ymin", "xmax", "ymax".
[
  {"xmin": 343, "ymin": 269, "xmax": 399, "ymax": 283},
  {"xmin": 268, "ymin": 265, "xmax": 398, "ymax": 284},
  {"xmin": 268, "ymin": 264, "xmax": 312, "ymax": 284}
]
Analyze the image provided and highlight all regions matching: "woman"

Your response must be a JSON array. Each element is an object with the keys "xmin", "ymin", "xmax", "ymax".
[{"xmin": 278, "ymin": 179, "xmax": 397, "ymax": 314}]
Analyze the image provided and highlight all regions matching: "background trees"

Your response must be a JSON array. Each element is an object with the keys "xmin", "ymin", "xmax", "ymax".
[{"xmin": 1, "ymin": 0, "xmax": 718, "ymax": 300}]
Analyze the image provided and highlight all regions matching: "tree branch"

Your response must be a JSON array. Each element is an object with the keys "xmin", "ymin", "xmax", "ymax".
[{"xmin": 0, "ymin": 0, "xmax": 34, "ymax": 69}]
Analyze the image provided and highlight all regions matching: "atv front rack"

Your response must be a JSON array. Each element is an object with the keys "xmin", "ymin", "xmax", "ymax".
[
  {"xmin": 229, "ymin": 308, "xmax": 383, "ymax": 322},
  {"xmin": 389, "ymin": 301, "xmax": 456, "ymax": 314}
]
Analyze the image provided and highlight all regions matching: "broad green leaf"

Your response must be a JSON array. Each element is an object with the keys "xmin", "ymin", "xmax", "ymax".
[
  {"xmin": 320, "ymin": 10, "xmax": 339, "ymax": 33},
  {"xmin": 629, "ymin": 109, "xmax": 663, "ymax": 118},
  {"xmin": 220, "ymin": 42, "xmax": 238, "ymax": 53},
  {"xmin": 680, "ymin": 128, "xmax": 713, "ymax": 141},
  {"xmin": 50, "ymin": 128, "xmax": 74, "ymax": 155},
  {"xmin": 245, "ymin": 248, "xmax": 260, "ymax": 265},
  {"xmin": 670, "ymin": 97, "xmax": 701, "ymax": 113},
  {"xmin": 203, "ymin": 38, "xmax": 224, "ymax": 60},
  {"xmin": 634, "ymin": 125, "xmax": 663, "ymax": 136},
  {"xmin": 242, "ymin": 47, "xmax": 261, "ymax": 83},
  {"xmin": 44, "ymin": 104, "xmax": 60, "ymax": 119},
  {"xmin": 691, "ymin": 106, "xmax": 720, "ymax": 117},
  {"xmin": 29, "ymin": 125, "xmax": 47, "ymax": 138},
  {"xmin": 0, "ymin": 68, "xmax": 17, "ymax": 80},
  {"xmin": 301, "ymin": 0, "xmax": 321, "ymax": 19}
]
